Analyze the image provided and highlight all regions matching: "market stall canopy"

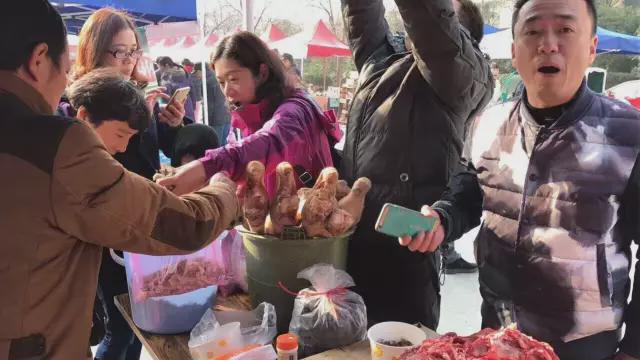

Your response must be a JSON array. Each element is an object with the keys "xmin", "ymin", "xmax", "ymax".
[
  {"xmin": 307, "ymin": 20, "xmax": 351, "ymax": 57},
  {"xmin": 481, "ymin": 26, "xmax": 640, "ymax": 59},
  {"xmin": 263, "ymin": 23, "xmax": 287, "ymax": 43},
  {"xmin": 483, "ymin": 24, "xmax": 501, "ymax": 35},
  {"xmin": 597, "ymin": 27, "xmax": 640, "ymax": 55},
  {"xmin": 269, "ymin": 20, "xmax": 351, "ymax": 59},
  {"xmin": 52, "ymin": 1, "xmax": 196, "ymax": 35}
]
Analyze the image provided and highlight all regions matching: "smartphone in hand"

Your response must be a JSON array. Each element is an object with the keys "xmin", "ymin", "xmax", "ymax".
[
  {"xmin": 375, "ymin": 203, "xmax": 436, "ymax": 238},
  {"xmin": 166, "ymin": 86, "xmax": 191, "ymax": 107}
]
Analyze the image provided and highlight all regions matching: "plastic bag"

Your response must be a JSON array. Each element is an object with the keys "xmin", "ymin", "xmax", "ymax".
[
  {"xmin": 216, "ymin": 229, "xmax": 248, "ymax": 296},
  {"xmin": 189, "ymin": 303, "xmax": 277, "ymax": 360},
  {"xmin": 126, "ymin": 231, "xmax": 232, "ymax": 301},
  {"xmin": 289, "ymin": 264, "xmax": 367, "ymax": 357}
]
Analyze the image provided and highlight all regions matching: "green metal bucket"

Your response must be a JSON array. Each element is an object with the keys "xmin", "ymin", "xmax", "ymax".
[{"xmin": 237, "ymin": 226, "xmax": 352, "ymax": 334}]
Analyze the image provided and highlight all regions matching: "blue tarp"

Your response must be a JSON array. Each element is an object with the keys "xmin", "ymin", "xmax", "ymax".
[
  {"xmin": 596, "ymin": 26, "xmax": 640, "ymax": 55},
  {"xmin": 52, "ymin": 1, "xmax": 196, "ymax": 34},
  {"xmin": 483, "ymin": 24, "xmax": 501, "ymax": 35}
]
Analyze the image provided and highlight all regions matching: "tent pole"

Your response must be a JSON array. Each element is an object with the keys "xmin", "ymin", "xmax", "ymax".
[
  {"xmin": 336, "ymin": 56, "xmax": 341, "ymax": 88},
  {"xmin": 300, "ymin": 59, "xmax": 304, "ymax": 81},
  {"xmin": 323, "ymin": 57, "xmax": 328, "ymax": 91}
]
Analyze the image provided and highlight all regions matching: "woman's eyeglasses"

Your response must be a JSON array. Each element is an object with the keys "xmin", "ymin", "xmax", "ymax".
[{"xmin": 107, "ymin": 49, "xmax": 144, "ymax": 60}]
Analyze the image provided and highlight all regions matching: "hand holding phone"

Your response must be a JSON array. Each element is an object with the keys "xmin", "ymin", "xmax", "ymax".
[
  {"xmin": 167, "ymin": 87, "xmax": 191, "ymax": 107},
  {"xmin": 375, "ymin": 203, "xmax": 444, "ymax": 253}
]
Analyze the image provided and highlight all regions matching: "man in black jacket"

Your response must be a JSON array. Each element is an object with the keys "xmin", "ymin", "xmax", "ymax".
[
  {"xmin": 340, "ymin": 0, "xmax": 493, "ymax": 328},
  {"xmin": 401, "ymin": 0, "xmax": 640, "ymax": 358}
]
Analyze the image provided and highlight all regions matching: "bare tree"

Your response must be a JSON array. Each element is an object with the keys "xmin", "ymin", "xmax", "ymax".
[
  {"xmin": 204, "ymin": 0, "xmax": 271, "ymax": 34},
  {"xmin": 271, "ymin": 19, "xmax": 304, "ymax": 36},
  {"xmin": 307, "ymin": 0, "xmax": 345, "ymax": 41}
]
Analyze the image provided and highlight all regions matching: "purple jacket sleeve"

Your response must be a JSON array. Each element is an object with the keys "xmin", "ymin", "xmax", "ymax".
[{"xmin": 199, "ymin": 104, "xmax": 310, "ymax": 181}]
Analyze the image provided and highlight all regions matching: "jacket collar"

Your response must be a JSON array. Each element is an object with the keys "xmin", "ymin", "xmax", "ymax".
[
  {"xmin": 519, "ymin": 80, "xmax": 594, "ymax": 130},
  {"xmin": 0, "ymin": 70, "xmax": 53, "ymax": 115}
]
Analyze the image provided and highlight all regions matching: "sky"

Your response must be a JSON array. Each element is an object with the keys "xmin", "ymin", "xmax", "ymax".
[
  {"xmin": 199, "ymin": 0, "xmax": 402, "ymax": 33},
  {"xmin": 199, "ymin": 0, "xmax": 513, "ymax": 33}
]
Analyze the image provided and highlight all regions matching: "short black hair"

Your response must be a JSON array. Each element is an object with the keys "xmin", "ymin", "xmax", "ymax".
[
  {"xmin": 512, "ymin": 0, "xmax": 597, "ymax": 36},
  {"xmin": 172, "ymin": 124, "xmax": 220, "ymax": 167},
  {"xmin": 282, "ymin": 53, "xmax": 294, "ymax": 63},
  {"xmin": 457, "ymin": 0, "xmax": 485, "ymax": 43},
  {"xmin": 68, "ymin": 69, "xmax": 151, "ymax": 132},
  {"xmin": 157, "ymin": 56, "xmax": 177, "ymax": 68},
  {"xmin": 0, "ymin": 0, "xmax": 67, "ymax": 70}
]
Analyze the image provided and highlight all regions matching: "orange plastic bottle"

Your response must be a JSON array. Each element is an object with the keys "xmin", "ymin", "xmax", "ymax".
[{"xmin": 276, "ymin": 333, "xmax": 299, "ymax": 360}]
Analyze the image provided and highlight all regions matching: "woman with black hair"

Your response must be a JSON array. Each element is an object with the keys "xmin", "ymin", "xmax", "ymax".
[{"xmin": 158, "ymin": 32, "xmax": 341, "ymax": 197}]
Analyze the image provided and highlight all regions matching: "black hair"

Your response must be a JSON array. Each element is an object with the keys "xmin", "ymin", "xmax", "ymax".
[
  {"xmin": 0, "ymin": 0, "xmax": 67, "ymax": 70},
  {"xmin": 212, "ymin": 31, "xmax": 295, "ymax": 111},
  {"xmin": 511, "ymin": 0, "xmax": 597, "ymax": 36},
  {"xmin": 172, "ymin": 124, "xmax": 220, "ymax": 167},
  {"xmin": 67, "ymin": 68, "xmax": 151, "ymax": 132},
  {"xmin": 157, "ymin": 56, "xmax": 178, "ymax": 68},
  {"xmin": 457, "ymin": 0, "xmax": 485, "ymax": 43},
  {"xmin": 282, "ymin": 53, "xmax": 295, "ymax": 63}
]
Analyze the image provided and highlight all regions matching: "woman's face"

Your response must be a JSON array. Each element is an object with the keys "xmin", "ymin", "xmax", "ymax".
[
  {"xmin": 101, "ymin": 29, "xmax": 139, "ymax": 80},
  {"xmin": 214, "ymin": 58, "xmax": 261, "ymax": 108}
]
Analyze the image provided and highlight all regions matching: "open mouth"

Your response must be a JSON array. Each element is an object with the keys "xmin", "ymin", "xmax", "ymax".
[
  {"xmin": 538, "ymin": 66, "xmax": 560, "ymax": 74},
  {"xmin": 228, "ymin": 101, "xmax": 242, "ymax": 111}
]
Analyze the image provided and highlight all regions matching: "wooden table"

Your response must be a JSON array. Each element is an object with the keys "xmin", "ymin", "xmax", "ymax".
[
  {"xmin": 114, "ymin": 293, "xmax": 252, "ymax": 360},
  {"xmin": 115, "ymin": 294, "xmax": 438, "ymax": 359}
]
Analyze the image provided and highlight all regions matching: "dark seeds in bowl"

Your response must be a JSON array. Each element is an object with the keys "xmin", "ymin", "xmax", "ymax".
[{"xmin": 378, "ymin": 338, "xmax": 413, "ymax": 347}]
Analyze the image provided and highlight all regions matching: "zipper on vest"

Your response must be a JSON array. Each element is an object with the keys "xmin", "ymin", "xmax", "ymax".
[{"xmin": 514, "ymin": 127, "xmax": 549, "ymax": 248}]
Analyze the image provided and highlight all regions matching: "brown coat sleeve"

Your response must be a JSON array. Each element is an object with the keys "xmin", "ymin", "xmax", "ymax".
[{"xmin": 49, "ymin": 121, "xmax": 238, "ymax": 255}]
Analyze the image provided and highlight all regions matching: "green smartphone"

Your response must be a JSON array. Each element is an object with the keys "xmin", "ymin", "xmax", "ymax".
[{"xmin": 375, "ymin": 203, "xmax": 436, "ymax": 238}]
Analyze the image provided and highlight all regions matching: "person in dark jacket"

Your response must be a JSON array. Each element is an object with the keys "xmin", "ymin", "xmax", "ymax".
[
  {"xmin": 172, "ymin": 123, "xmax": 220, "ymax": 167},
  {"xmin": 196, "ymin": 63, "xmax": 231, "ymax": 145},
  {"xmin": 0, "ymin": 3, "xmax": 238, "ymax": 358},
  {"xmin": 161, "ymin": 67, "xmax": 197, "ymax": 120},
  {"xmin": 71, "ymin": 8, "xmax": 191, "ymax": 359},
  {"xmin": 401, "ymin": 0, "xmax": 640, "ymax": 358},
  {"xmin": 340, "ymin": 0, "xmax": 493, "ymax": 328}
]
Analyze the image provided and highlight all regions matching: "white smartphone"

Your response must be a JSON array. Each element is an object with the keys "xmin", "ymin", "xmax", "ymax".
[{"xmin": 167, "ymin": 87, "xmax": 190, "ymax": 107}]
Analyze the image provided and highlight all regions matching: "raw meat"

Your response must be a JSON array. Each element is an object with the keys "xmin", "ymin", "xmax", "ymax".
[
  {"xmin": 139, "ymin": 257, "xmax": 226, "ymax": 299},
  {"xmin": 399, "ymin": 328, "xmax": 558, "ymax": 360}
]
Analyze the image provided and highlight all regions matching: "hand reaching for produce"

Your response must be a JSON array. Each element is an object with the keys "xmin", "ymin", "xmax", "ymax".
[
  {"xmin": 398, "ymin": 205, "xmax": 444, "ymax": 253},
  {"xmin": 155, "ymin": 160, "xmax": 207, "ymax": 195}
]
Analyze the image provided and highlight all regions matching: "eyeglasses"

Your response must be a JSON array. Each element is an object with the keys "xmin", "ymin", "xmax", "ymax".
[{"xmin": 107, "ymin": 49, "xmax": 144, "ymax": 60}]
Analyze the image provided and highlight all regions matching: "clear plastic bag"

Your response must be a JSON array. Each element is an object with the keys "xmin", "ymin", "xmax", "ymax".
[
  {"xmin": 217, "ymin": 229, "xmax": 248, "ymax": 296},
  {"xmin": 289, "ymin": 264, "xmax": 367, "ymax": 357},
  {"xmin": 189, "ymin": 303, "xmax": 277, "ymax": 360}
]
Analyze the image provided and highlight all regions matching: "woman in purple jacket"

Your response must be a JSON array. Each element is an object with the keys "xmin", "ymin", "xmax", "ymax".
[{"xmin": 158, "ymin": 32, "xmax": 341, "ymax": 196}]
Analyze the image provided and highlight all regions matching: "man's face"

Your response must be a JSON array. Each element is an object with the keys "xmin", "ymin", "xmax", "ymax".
[
  {"xmin": 44, "ymin": 45, "xmax": 71, "ymax": 112},
  {"xmin": 93, "ymin": 120, "xmax": 138, "ymax": 155},
  {"xmin": 512, "ymin": 0, "xmax": 597, "ymax": 108}
]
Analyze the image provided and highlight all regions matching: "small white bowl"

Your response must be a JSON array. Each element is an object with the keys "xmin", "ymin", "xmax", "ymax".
[{"xmin": 367, "ymin": 322, "xmax": 426, "ymax": 360}]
